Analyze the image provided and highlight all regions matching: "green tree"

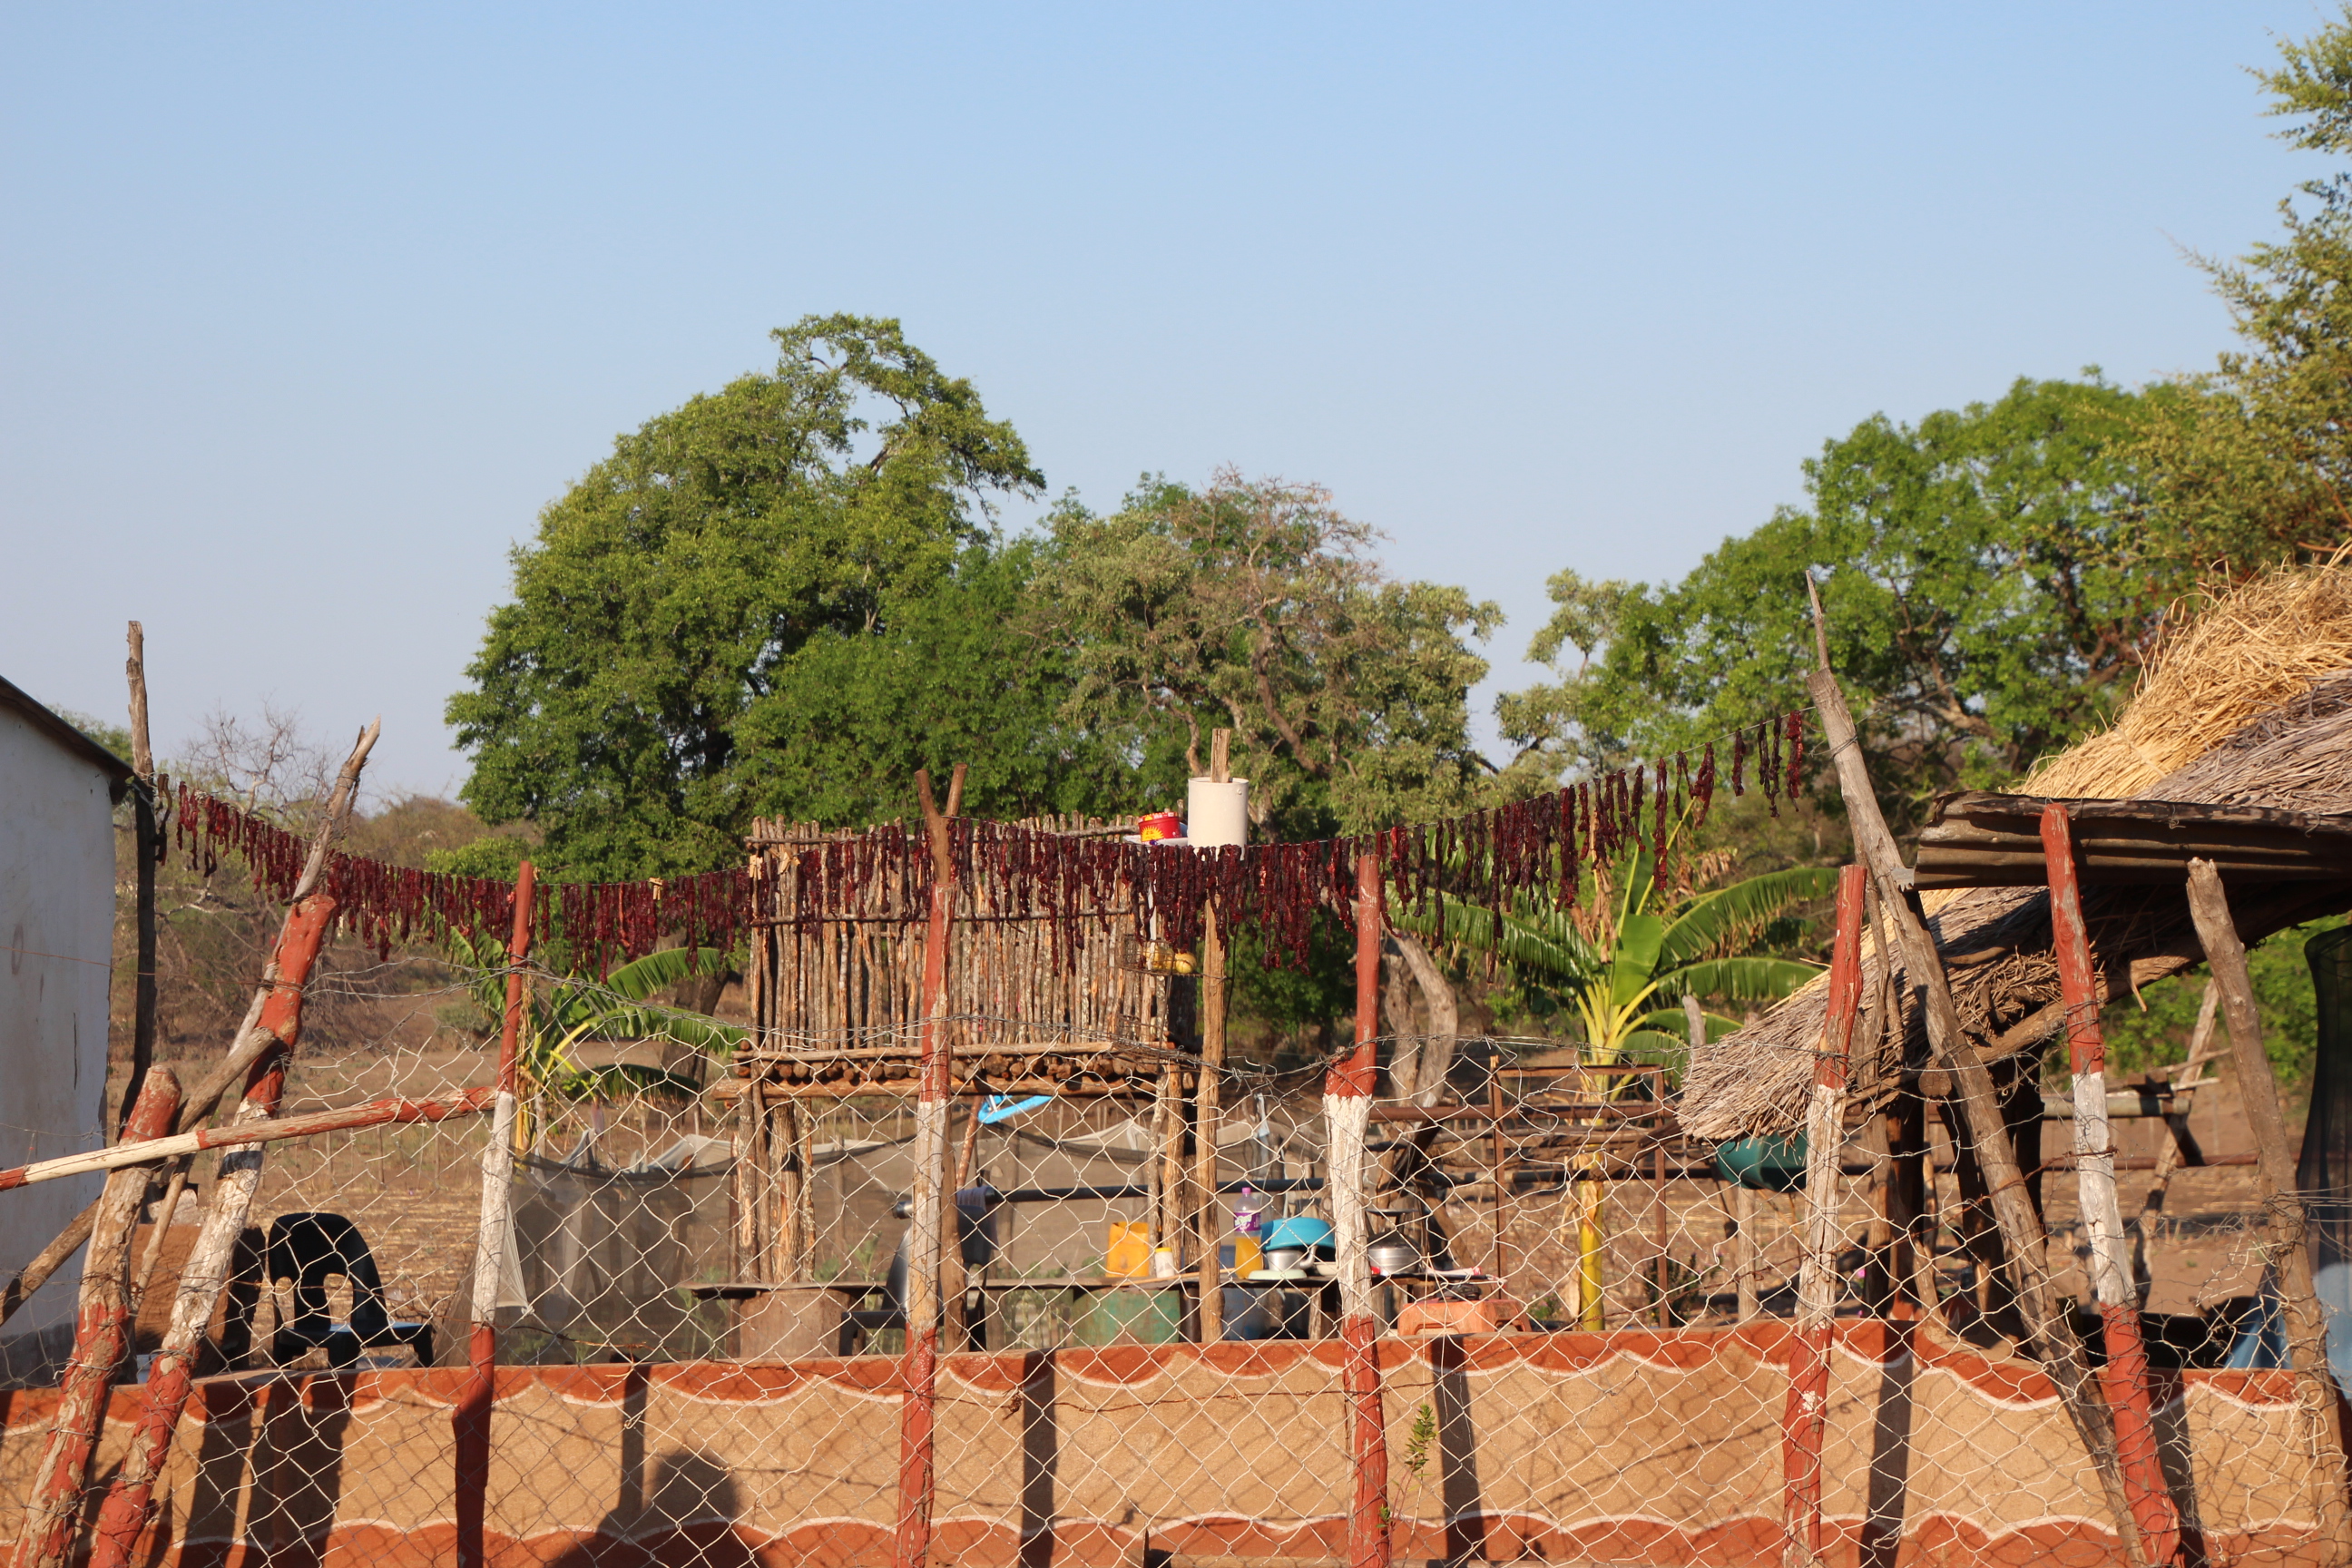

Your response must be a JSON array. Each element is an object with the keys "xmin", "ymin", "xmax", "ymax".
[
  {"xmin": 2140, "ymin": 8, "xmax": 2352, "ymax": 560},
  {"xmin": 1515, "ymin": 377, "xmax": 2181, "ymax": 820},
  {"xmin": 447, "ymin": 315, "xmax": 1045, "ymax": 879},
  {"xmin": 1030, "ymin": 470, "xmax": 1501, "ymax": 837}
]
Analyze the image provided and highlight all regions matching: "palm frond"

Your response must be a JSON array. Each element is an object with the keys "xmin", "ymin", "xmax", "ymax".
[
  {"xmin": 1658, "ymin": 955, "xmax": 1823, "ymax": 1004},
  {"xmin": 1655, "ymin": 867, "xmax": 1838, "ymax": 967}
]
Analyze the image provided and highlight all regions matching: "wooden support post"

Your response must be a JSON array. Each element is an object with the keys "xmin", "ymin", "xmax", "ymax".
[
  {"xmin": 1195, "ymin": 903, "xmax": 1227, "ymax": 1340},
  {"xmin": 2185, "ymin": 859, "xmax": 2352, "ymax": 1560},
  {"xmin": 1783, "ymin": 864, "xmax": 1866, "ymax": 1567},
  {"xmin": 86, "ymin": 722, "xmax": 375, "ymax": 1568},
  {"xmin": 122, "ymin": 622, "xmax": 158, "ymax": 1134},
  {"xmin": 1653, "ymin": 1138, "xmax": 1670, "ymax": 1324},
  {"xmin": 1194, "ymin": 730, "xmax": 1236, "ymax": 1342},
  {"xmin": 10, "ymin": 1070, "xmax": 181, "ymax": 1568},
  {"xmin": 1804, "ymin": 581, "xmax": 2148, "ymax": 1568},
  {"xmin": 454, "ymin": 860, "xmax": 534, "ymax": 1568},
  {"xmin": 2137, "ymin": 981, "xmax": 2222, "ymax": 1238},
  {"xmin": 2043, "ymin": 806, "xmax": 2181, "ymax": 1563},
  {"xmin": 1710, "ymin": 968, "xmax": 1754, "ymax": 1322},
  {"xmin": 1488, "ymin": 1053, "xmax": 1508, "ymax": 1281},
  {"xmin": 897, "ymin": 764, "xmax": 962, "ymax": 1568},
  {"xmin": 1328, "ymin": 849, "xmax": 1391, "ymax": 1568}
]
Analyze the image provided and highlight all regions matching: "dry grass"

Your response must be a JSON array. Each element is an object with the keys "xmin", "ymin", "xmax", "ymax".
[
  {"xmin": 1681, "ymin": 561, "xmax": 2352, "ymax": 1142},
  {"xmin": 2027, "ymin": 559, "xmax": 2352, "ymax": 799}
]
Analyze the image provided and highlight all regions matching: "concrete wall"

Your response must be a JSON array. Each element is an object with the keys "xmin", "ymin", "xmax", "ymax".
[{"xmin": 0, "ymin": 704, "xmax": 115, "ymax": 1363}]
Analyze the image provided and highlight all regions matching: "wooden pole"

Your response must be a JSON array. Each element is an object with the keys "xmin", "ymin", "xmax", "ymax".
[
  {"xmin": 122, "ymin": 622, "xmax": 158, "ymax": 1134},
  {"xmin": 1803, "ymin": 579, "xmax": 2148, "ymax": 1568},
  {"xmin": 453, "ymin": 859, "xmax": 534, "ymax": 1568},
  {"xmin": 1488, "ymin": 1050, "xmax": 1509, "ymax": 1281},
  {"xmin": 1195, "ymin": 903, "xmax": 1227, "ymax": 1340},
  {"xmin": 1195, "ymin": 730, "xmax": 1235, "ymax": 1342},
  {"xmin": 1784, "ymin": 864, "xmax": 1866, "ymax": 1567},
  {"xmin": 1329, "ymin": 850, "xmax": 1391, "ymax": 1568},
  {"xmin": 81, "ymin": 722, "xmax": 375, "ymax": 1568},
  {"xmin": 2184, "ymin": 859, "xmax": 2352, "ymax": 1560},
  {"xmin": 10, "ymin": 1069, "xmax": 182, "ymax": 1568},
  {"xmin": 2136, "ymin": 980, "xmax": 2222, "ymax": 1236},
  {"xmin": 897, "ymin": 763, "xmax": 962, "ymax": 1568},
  {"xmin": 2043, "ymin": 806, "xmax": 2181, "ymax": 1563},
  {"xmin": 0, "ymin": 1084, "xmax": 496, "ymax": 1189}
]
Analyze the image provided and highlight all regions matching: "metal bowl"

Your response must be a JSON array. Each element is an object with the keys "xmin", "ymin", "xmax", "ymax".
[
  {"xmin": 1262, "ymin": 1247, "xmax": 1306, "ymax": 1273},
  {"xmin": 1367, "ymin": 1239, "xmax": 1419, "ymax": 1276}
]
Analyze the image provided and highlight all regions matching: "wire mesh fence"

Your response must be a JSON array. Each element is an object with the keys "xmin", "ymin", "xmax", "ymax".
[{"xmin": 1, "ymin": 995, "xmax": 2344, "ymax": 1565}]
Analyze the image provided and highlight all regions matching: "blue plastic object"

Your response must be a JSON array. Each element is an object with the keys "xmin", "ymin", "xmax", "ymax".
[
  {"xmin": 978, "ymin": 1093, "xmax": 1055, "ymax": 1125},
  {"xmin": 1262, "ymin": 1216, "xmax": 1336, "ymax": 1257}
]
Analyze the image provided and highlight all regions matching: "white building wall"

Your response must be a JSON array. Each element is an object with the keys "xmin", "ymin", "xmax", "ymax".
[{"xmin": 0, "ymin": 706, "xmax": 114, "ymax": 1340}]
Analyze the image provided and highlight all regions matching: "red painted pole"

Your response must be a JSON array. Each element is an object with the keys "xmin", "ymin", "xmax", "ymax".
[
  {"xmin": 11, "ymin": 1070, "xmax": 183, "ymax": 1568},
  {"xmin": 456, "ymin": 862, "xmax": 534, "ymax": 1568},
  {"xmin": 1783, "ymin": 864, "xmax": 1867, "ymax": 1566},
  {"xmin": 897, "ymin": 770, "xmax": 961, "ymax": 1568},
  {"xmin": 1328, "ymin": 850, "xmax": 1391, "ymax": 1568},
  {"xmin": 2043, "ymin": 807, "xmax": 2181, "ymax": 1564},
  {"xmin": 86, "ymin": 894, "xmax": 338, "ymax": 1568}
]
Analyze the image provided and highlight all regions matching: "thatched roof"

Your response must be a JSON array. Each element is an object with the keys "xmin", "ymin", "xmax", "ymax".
[{"xmin": 1679, "ymin": 564, "xmax": 2352, "ymax": 1142}]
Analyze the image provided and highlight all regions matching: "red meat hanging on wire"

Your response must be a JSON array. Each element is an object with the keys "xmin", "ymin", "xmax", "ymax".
[
  {"xmin": 1694, "ymin": 742, "xmax": 1718, "ymax": 828},
  {"xmin": 1730, "ymin": 728, "xmax": 1748, "ymax": 798},
  {"xmin": 1785, "ymin": 710, "xmax": 1807, "ymax": 799},
  {"xmin": 1761, "ymin": 720, "xmax": 1781, "ymax": 818},
  {"xmin": 1651, "ymin": 759, "xmax": 1671, "ymax": 877}
]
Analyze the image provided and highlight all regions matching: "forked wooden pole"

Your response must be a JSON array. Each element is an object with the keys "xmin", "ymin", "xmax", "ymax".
[
  {"xmin": 83, "ymin": 722, "xmax": 376, "ymax": 1568},
  {"xmin": 9, "ymin": 1070, "xmax": 181, "ymax": 1568},
  {"xmin": 454, "ymin": 858, "xmax": 534, "ymax": 1568},
  {"xmin": 2184, "ymin": 860, "xmax": 2352, "ymax": 1562},
  {"xmin": 2043, "ymin": 805, "xmax": 2180, "ymax": 1563},
  {"xmin": 897, "ymin": 763, "xmax": 963, "ymax": 1568},
  {"xmin": 1803, "ymin": 577, "xmax": 2147, "ymax": 1568},
  {"xmin": 1331, "ymin": 850, "xmax": 1392, "ymax": 1568},
  {"xmin": 1783, "ymin": 864, "xmax": 1866, "ymax": 1567}
]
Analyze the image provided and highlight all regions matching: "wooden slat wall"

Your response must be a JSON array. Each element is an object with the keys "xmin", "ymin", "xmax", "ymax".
[{"xmin": 748, "ymin": 816, "xmax": 1171, "ymax": 1047}]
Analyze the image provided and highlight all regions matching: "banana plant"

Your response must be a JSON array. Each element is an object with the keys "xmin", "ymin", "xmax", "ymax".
[
  {"xmin": 1394, "ymin": 845, "xmax": 1833, "ymax": 1064},
  {"xmin": 1393, "ymin": 836, "xmax": 1829, "ymax": 1328},
  {"xmin": 443, "ymin": 931, "xmax": 746, "ymax": 1102}
]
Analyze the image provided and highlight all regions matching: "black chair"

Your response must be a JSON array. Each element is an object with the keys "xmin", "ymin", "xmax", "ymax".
[{"xmin": 262, "ymin": 1211, "xmax": 433, "ymax": 1368}]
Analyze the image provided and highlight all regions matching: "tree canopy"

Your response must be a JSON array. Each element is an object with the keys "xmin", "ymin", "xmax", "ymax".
[
  {"xmin": 1497, "ymin": 377, "xmax": 2194, "ymax": 817},
  {"xmin": 1029, "ymin": 470, "xmax": 1501, "ymax": 836},
  {"xmin": 447, "ymin": 314, "xmax": 1054, "ymax": 877}
]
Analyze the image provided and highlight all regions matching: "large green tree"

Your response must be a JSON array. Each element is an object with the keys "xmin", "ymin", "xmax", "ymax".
[
  {"xmin": 448, "ymin": 315, "xmax": 1062, "ymax": 877},
  {"xmin": 1029, "ymin": 470, "xmax": 1501, "ymax": 837},
  {"xmin": 1504, "ymin": 376, "xmax": 2184, "ymax": 818},
  {"xmin": 2140, "ymin": 8, "xmax": 2352, "ymax": 560}
]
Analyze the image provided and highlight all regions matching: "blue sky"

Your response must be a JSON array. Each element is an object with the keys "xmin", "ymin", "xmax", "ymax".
[{"xmin": 0, "ymin": 3, "xmax": 2331, "ymax": 795}]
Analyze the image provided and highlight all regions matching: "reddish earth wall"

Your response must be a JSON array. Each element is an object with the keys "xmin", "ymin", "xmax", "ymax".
[{"xmin": 0, "ymin": 1323, "xmax": 2336, "ymax": 1565}]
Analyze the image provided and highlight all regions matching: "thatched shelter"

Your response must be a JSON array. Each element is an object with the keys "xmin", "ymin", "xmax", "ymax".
[{"xmin": 1680, "ymin": 564, "xmax": 2352, "ymax": 1142}]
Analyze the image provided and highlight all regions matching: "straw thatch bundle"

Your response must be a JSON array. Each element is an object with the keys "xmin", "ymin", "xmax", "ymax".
[{"xmin": 1680, "ymin": 564, "xmax": 2352, "ymax": 1142}]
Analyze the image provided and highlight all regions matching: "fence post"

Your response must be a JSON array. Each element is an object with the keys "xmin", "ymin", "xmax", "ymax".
[
  {"xmin": 83, "ymin": 884, "xmax": 344, "ymax": 1568},
  {"xmin": 456, "ymin": 860, "xmax": 535, "ymax": 1568},
  {"xmin": 2184, "ymin": 859, "xmax": 2352, "ymax": 1562},
  {"xmin": 8, "ymin": 1070, "xmax": 182, "ymax": 1568},
  {"xmin": 1804, "ymin": 609, "xmax": 2147, "ymax": 1568},
  {"xmin": 2042, "ymin": 806, "xmax": 2182, "ymax": 1563},
  {"xmin": 1328, "ymin": 849, "xmax": 1391, "ymax": 1568},
  {"xmin": 1783, "ymin": 863, "xmax": 1866, "ymax": 1567},
  {"xmin": 897, "ymin": 768, "xmax": 962, "ymax": 1568}
]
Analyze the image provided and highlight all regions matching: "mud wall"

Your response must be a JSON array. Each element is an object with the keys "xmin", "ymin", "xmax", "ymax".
[{"xmin": 0, "ymin": 1324, "xmax": 2333, "ymax": 1566}]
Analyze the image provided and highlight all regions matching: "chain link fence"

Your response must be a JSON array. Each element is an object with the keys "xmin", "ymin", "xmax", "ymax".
[{"xmin": 0, "ymin": 993, "xmax": 2342, "ymax": 1564}]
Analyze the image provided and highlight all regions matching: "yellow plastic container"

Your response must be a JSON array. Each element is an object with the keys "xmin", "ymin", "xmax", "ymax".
[{"xmin": 1105, "ymin": 1220, "xmax": 1152, "ymax": 1279}]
